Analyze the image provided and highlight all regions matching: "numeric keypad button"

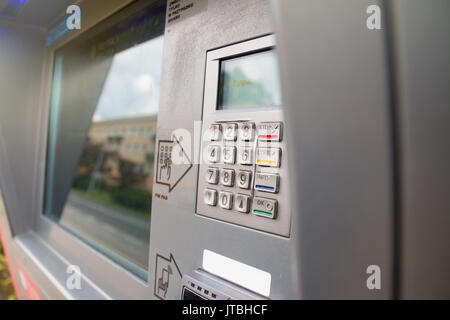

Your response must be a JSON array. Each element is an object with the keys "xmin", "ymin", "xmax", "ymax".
[
  {"xmin": 239, "ymin": 122, "xmax": 255, "ymax": 141},
  {"xmin": 207, "ymin": 145, "xmax": 220, "ymax": 163},
  {"xmin": 208, "ymin": 124, "xmax": 221, "ymax": 141},
  {"xmin": 205, "ymin": 167, "xmax": 219, "ymax": 184},
  {"xmin": 237, "ymin": 147, "xmax": 253, "ymax": 165},
  {"xmin": 234, "ymin": 194, "xmax": 250, "ymax": 213},
  {"xmin": 223, "ymin": 146, "xmax": 236, "ymax": 164},
  {"xmin": 237, "ymin": 170, "xmax": 252, "ymax": 189},
  {"xmin": 223, "ymin": 123, "xmax": 237, "ymax": 141},
  {"xmin": 220, "ymin": 169, "xmax": 235, "ymax": 187},
  {"xmin": 204, "ymin": 189, "xmax": 217, "ymax": 206},
  {"xmin": 219, "ymin": 191, "xmax": 233, "ymax": 210}
]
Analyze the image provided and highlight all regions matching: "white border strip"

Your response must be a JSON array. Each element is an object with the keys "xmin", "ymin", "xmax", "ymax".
[{"xmin": 202, "ymin": 249, "xmax": 271, "ymax": 297}]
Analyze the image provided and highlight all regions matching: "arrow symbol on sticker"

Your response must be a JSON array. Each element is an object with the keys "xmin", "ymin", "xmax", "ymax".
[{"xmin": 155, "ymin": 136, "xmax": 193, "ymax": 192}]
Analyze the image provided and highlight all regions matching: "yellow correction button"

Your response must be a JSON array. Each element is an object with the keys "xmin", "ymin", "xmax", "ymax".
[{"xmin": 255, "ymin": 148, "xmax": 281, "ymax": 168}]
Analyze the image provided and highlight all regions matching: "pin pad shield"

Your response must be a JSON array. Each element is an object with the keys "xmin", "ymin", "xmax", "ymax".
[{"xmin": 196, "ymin": 35, "xmax": 291, "ymax": 237}]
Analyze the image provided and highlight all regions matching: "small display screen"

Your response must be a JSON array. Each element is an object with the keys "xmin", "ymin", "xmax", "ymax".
[{"xmin": 218, "ymin": 49, "xmax": 282, "ymax": 110}]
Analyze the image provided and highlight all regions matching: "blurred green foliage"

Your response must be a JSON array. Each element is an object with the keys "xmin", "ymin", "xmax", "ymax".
[
  {"xmin": 72, "ymin": 173, "xmax": 151, "ymax": 216},
  {"xmin": 0, "ymin": 242, "xmax": 17, "ymax": 300}
]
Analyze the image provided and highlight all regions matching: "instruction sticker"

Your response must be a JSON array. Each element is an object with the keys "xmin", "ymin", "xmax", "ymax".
[
  {"xmin": 154, "ymin": 253, "xmax": 182, "ymax": 300},
  {"xmin": 166, "ymin": 0, "xmax": 208, "ymax": 26},
  {"xmin": 155, "ymin": 136, "xmax": 193, "ymax": 192}
]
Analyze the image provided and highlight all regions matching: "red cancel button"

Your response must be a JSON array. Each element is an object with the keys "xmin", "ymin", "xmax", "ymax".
[{"xmin": 257, "ymin": 122, "xmax": 282, "ymax": 142}]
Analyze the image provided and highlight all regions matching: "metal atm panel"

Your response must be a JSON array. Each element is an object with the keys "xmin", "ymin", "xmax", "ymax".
[{"xmin": 148, "ymin": 0, "xmax": 300, "ymax": 300}]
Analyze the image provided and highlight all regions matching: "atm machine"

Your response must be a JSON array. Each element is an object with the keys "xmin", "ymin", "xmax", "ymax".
[{"xmin": 0, "ymin": 0, "xmax": 449, "ymax": 300}]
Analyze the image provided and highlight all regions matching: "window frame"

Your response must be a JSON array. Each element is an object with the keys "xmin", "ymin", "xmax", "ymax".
[{"xmin": 32, "ymin": 0, "xmax": 164, "ymax": 299}]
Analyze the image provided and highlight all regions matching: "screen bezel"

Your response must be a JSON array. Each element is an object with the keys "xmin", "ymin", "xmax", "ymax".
[{"xmin": 203, "ymin": 34, "xmax": 279, "ymax": 117}]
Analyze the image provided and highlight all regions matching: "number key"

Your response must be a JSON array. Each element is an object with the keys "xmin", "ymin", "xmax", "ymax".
[
  {"xmin": 223, "ymin": 123, "xmax": 237, "ymax": 141},
  {"xmin": 237, "ymin": 170, "xmax": 252, "ymax": 189},
  {"xmin": 205, "ymin": 167, "xmax": 219, "ymax": 184},
  {"xmin": 239, "ymin": 122, "xmax": 255, "ymax": 141},
  {"xmin": 234, "ymin": 194, "xmax": 250, "ymax": 213},
  {"xmin": 223, "ymin": 146, "xmax": 236, "ymax": 164},
  {"xmin": 207, "ymin": 145, "xmax": 220, "ymax": 163},
  {"xmin": 204, "ymin": 189, "xmax": 217, "ymax": 206},
  {"xmin": 219, "ymin": 191, "xmax": 233, "ymax": 210},
  {"xmin": 208, "ymin": 124, "xmax": 221, "ymax": 141},
  {"xmin": 238, "ymin": 147, "xmax": 253, "ymax": 165},
  {"xmin": 220, "ymin": 169, "xmax": 235, "ymax": 187}
]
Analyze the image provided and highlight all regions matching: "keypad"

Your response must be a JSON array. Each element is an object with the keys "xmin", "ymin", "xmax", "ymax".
[{"xmin": 202, "ymin": 121, "xmax": 283, "ymax": 219}]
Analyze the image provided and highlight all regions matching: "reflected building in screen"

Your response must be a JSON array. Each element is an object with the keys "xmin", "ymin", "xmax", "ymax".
[{"xmin": 85, "ymin": 115, "xmax": 157, "ymax": 193}]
